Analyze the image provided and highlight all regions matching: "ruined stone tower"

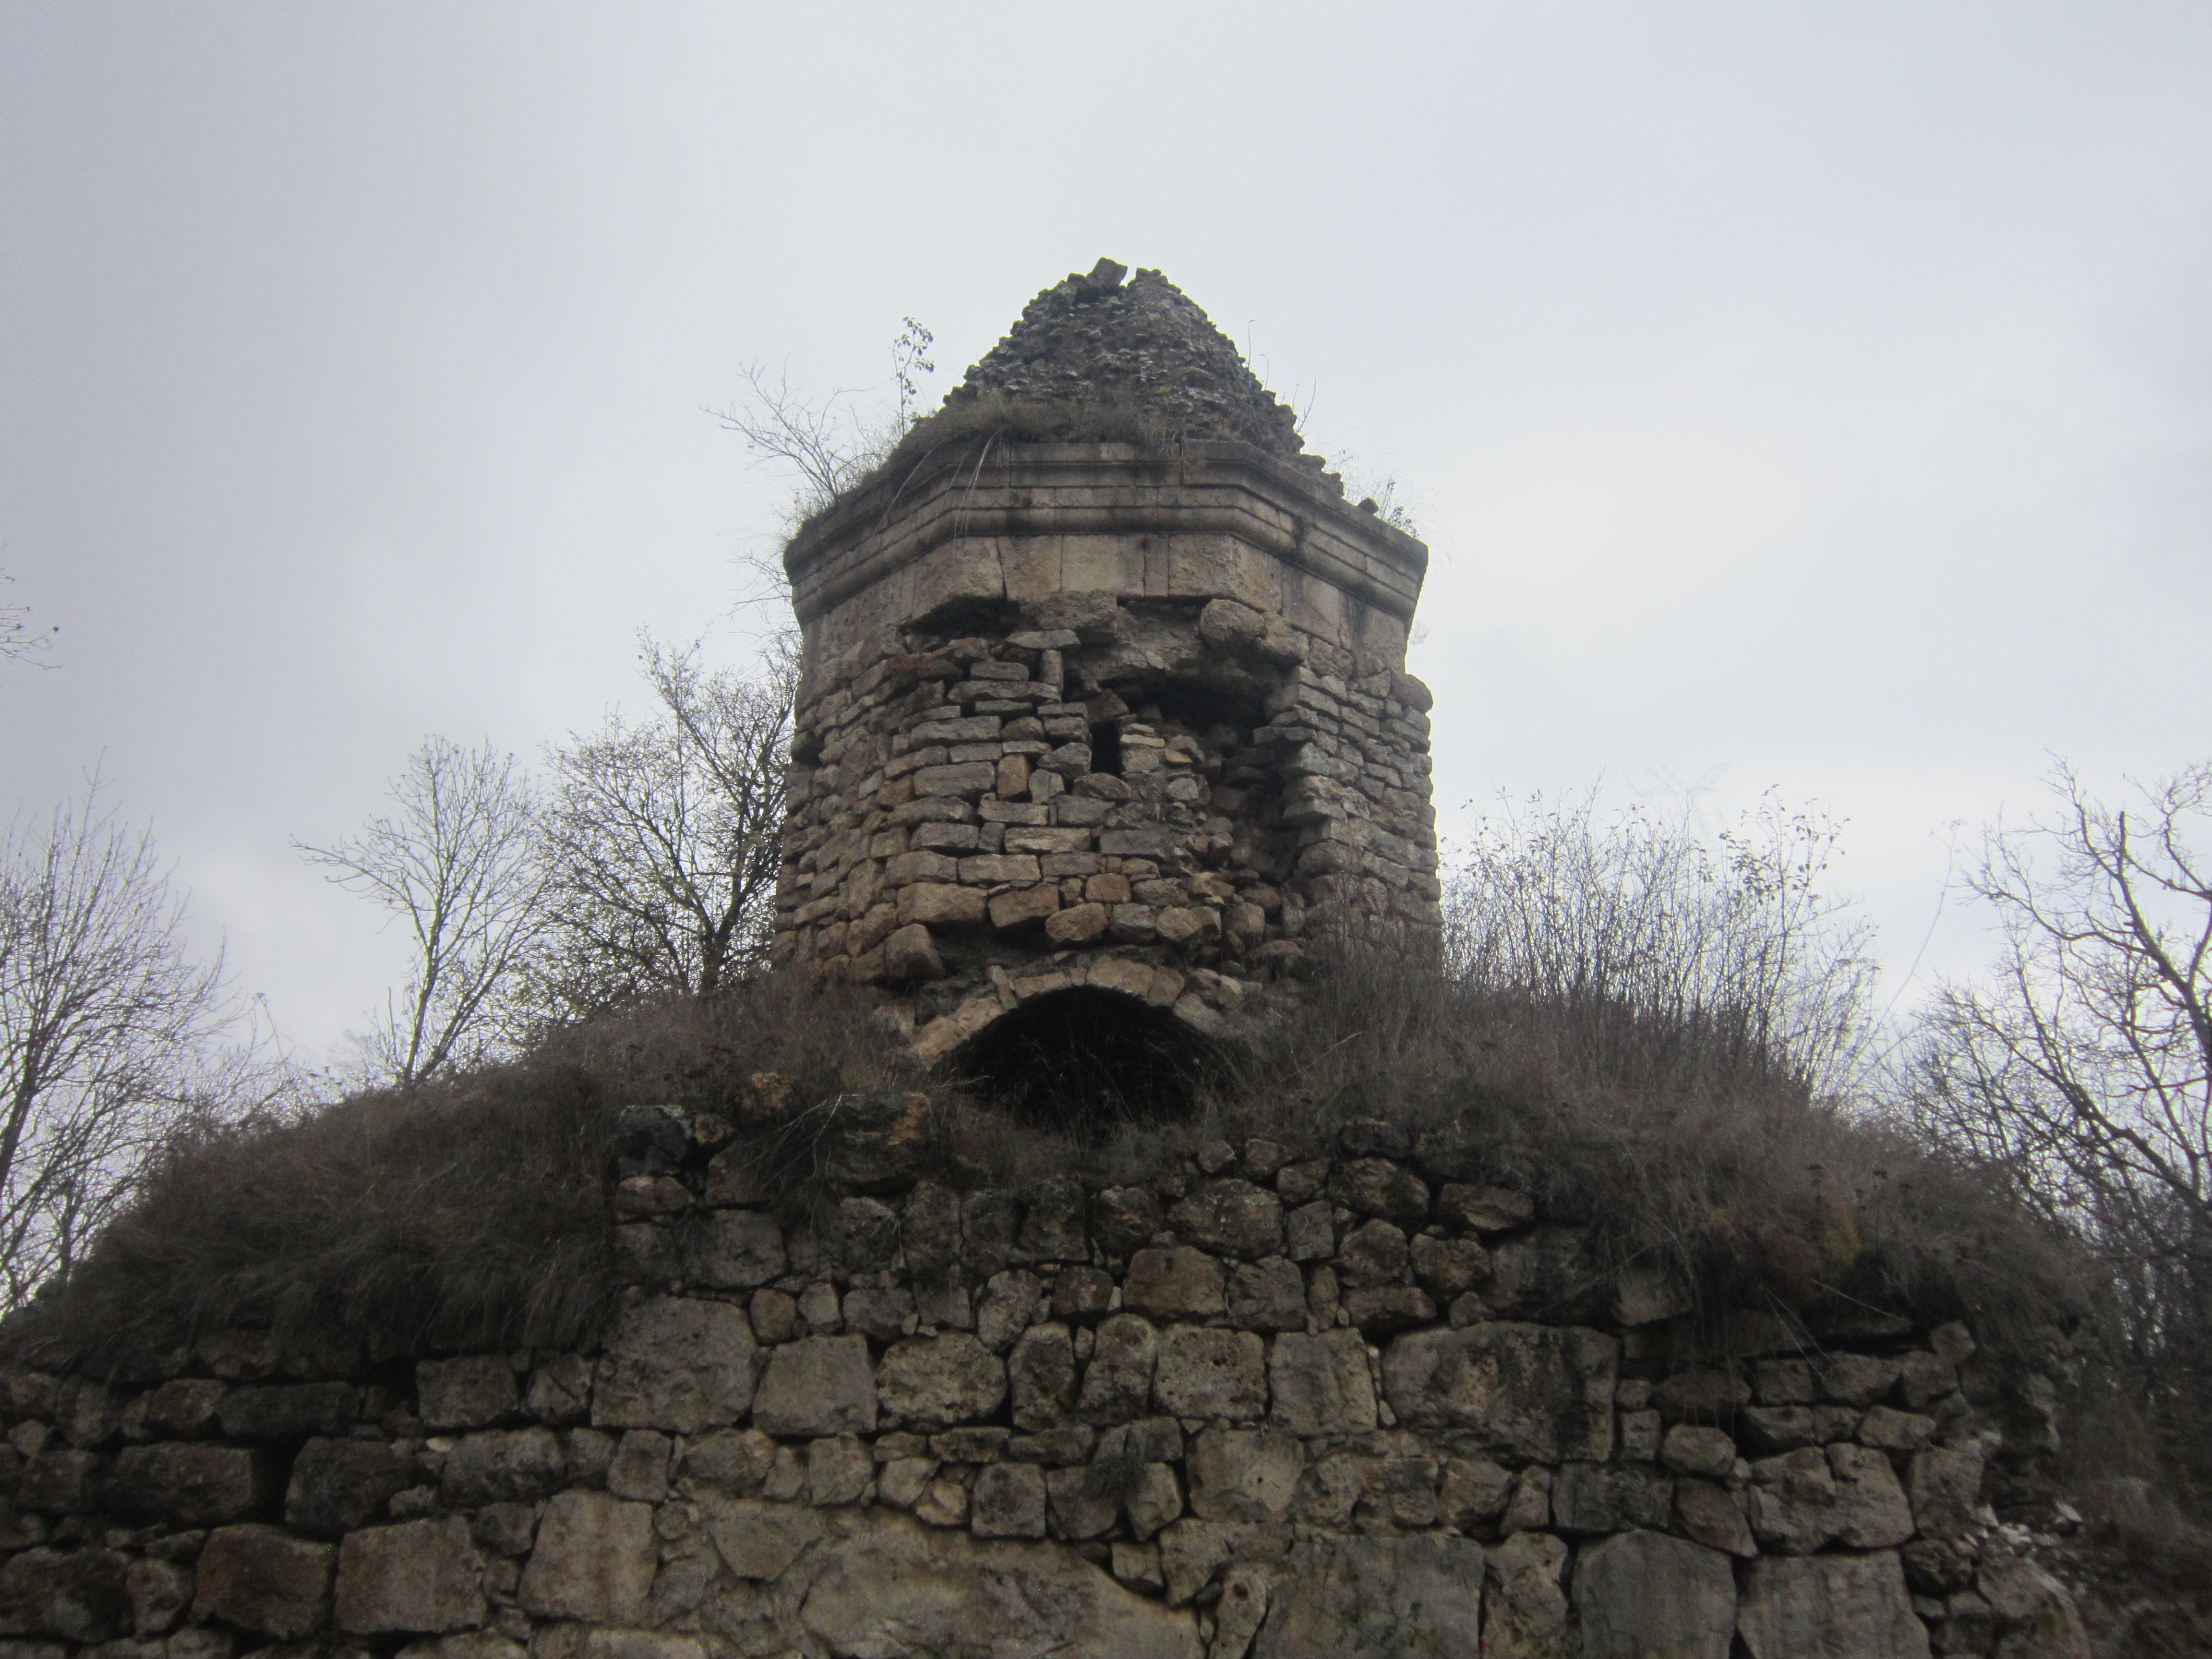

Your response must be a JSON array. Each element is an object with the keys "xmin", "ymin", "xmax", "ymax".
[{"xmin": 772, "ymin": 261, "xmax": 1438, "ymax": 1078}]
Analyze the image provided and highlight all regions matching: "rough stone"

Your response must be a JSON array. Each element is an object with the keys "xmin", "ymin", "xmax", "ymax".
[
  {"xmin": 975, "ymin": 1269, "xmax": 1045, "ymax": 1353},
  {"xmin": 878, "ymin": 1332, "xmax": 1007, "ymax": 1429},
  {"xmin": 516, "ymin": 1491, "xmax": 657, "ymax": 1623},
  {"xmin": 1438, "ymin": 1185, "xmax": 1537, "ymax": 1232},
  {"xmin": 1662, "ymin": 1424, "xmax": 1740, "ymax": 1478},
  {"xmin": 192, "ymin": 1530, "xmax": 334, "ymax": 1646},
  {"xmin": 752, "ymin": 1334, "xmax": 878, "ymax": 1437},
  {"xmin": 1187, "ymin": 1427, "xmax": 1302, "ymax": 1523},
  {"xmin": 1435, "ymin": 1457, "xmax": 1513, "ymax": 1528},
  {"xmin": 415, "ymin": 1356, "xmax": 517, "ymax": 1431},
  {"xmin": 1284, "ymin": 1201, "xmax": 1334, "ymax": 1262},
  {"xmin": 1077, "ymin": 1314, "xmax": 1160, "ymax": 1424},
  {"xmin": 806, "ymin": 1435, "xmax": 873, "ymax": 1506},
  {"xmin": 1573, "ymin": 1531, "xmax": 1736, "ymax": 1659},
  {"xmin": 1673, "ymin": 1478, "xmax": 1757, "ymax": 1557},
  {"xmin": 1168, "ymin": 1180, "xmax": 1285, "ymax": 1259},
  {"xmin": 107, "ymin": 1444, "xmax": 267, "ymax": 1527},
  {"xmin": 123, "ymin": 1556, "xmax": 191, "ymax": 1636},
  {"xmin": 1254, "ymin": 1534, "xmax": 1483, "ymax": 1659},
  {"xmin": 797, "ymin": 1509, "xmax": 1200, "ymax": 1659},
  {"xmin": 1334, "ymin": 1218, "xmax": 1409, "ymax": 1287},
  {"xmin": 682, "ymin": 1426, "xmax": 775, "ymax": 1492},
  {"xmin": 1410, "ymin": 1233, "xmax": 1488, "ymax": 1298},
  {"xmin": 0, "ymin": 1549, "xmax": 131, "ymax": 1643},
  {"xmin": 1382, "ymin": 1323, "xmax": 1617, "ymax": 1461},
  {"xmin": 1815, "ymin": 1352, "xmax": 1902, "ymax": 1407},
  {"xmin": 1124, "ymin": 1246, "xmax": 1228, "ymax": 1319},
  {"xmin": 592, "ymin": 1295, "xmax": 758, "ymax": 1433},
  {"xmin": 1551, "ymin": 1463, "xmax": 1673, "ymax": 1533},
  {"xmin": 1009, "ymin": 1322, "xmax": 1078, "ymax": 1431},
  {"xmin": 1909, "ymin": 1446, "xmax": 1984, "ymax": 1540},
  {"xmin": 1091, "ymin": 1186, "xmax": 1164, "ymax": 1260},
  {"xmin": 1328, "ymin": 1159, "xmax": 1431, "ymax": 1226},
  {"xmin": 1738, "ymin": 1551, "xmax": 1932, "ymax": 1659},
  {"xmin": 682, "ymin": 1209, "xmax": 787, "ymax": 1289},
  {"xmin": 1268, "ymin": 1329, "xmax": 1378, "ymax": 1435},
  {"xmin": 1975, "ymin": 1551, "xmax": 2092, "ymax": 1659},
  {"xmin": 335, "ymin": 1516, "xmax": 482, "ymax": 1635},
  {"xmin": 1225, "ymin": 1257, "xmax": 1308, "ymax": 1332},
  {"xmin": 1483, "ymin": 1529, "xmax": 1569, "ymax": 1658},
  {"xmin": 702, "ymin": 1495, "xmax": 826, "ymax": 1579},
  {"xmin": 1153, "ymin": 1328, "xmax": 1266, "ymax": 1420},
  {"xmin": 438, "ymin": 1428, "xmax": 565, "ymax": 1507},
  {"xmin": 285, "ymin": 1437, "xmax": 415, "ymax": 1538},
  {"xmin": 971, "ymin": 1461, "xmax": 1048, "ymax": 1538},
  {"xmin": 215, "ymin": 1382, "xmax": 357, "ymax": 1440}
]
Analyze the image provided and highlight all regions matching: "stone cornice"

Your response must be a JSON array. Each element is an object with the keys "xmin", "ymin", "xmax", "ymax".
[{"xmin": 782, "ymin": 440, "xmax": 1430, "ymax": 627}]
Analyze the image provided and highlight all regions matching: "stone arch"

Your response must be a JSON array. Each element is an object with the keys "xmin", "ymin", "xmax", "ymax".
[{"xmin": 947, "ymin": 981, "xmax": 1215, "ymax": 1129}]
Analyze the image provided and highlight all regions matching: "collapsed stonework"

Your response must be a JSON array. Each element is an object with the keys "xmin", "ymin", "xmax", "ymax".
[
  {"xmin": 0, "ymin": 1106, "xmax": 2094, "ymax": 1659},
  {"xmin": 771, "ymin": 264, "xmax": 1439, "ymax": 1077}
]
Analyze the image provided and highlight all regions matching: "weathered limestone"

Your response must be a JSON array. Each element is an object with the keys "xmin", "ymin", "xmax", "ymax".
[
  {"xmin": 1573, "ymin": 1530, "xmax": 1737, "ymax": 1659},
  {"xmin": 333, "ymin": 1515, "xmax": 481, "ymax": 1635},
  {"xmin": 1737, "ymin": 1551, "xmax": 1931, "ymax": 1659},
  {"xmin": 773, "ymin": 265, "xmax": 1439, "ymax": 1063},
  {"xmin": 0, "ymin": 1118, "xmax": 2098, "ymax": 1659}
]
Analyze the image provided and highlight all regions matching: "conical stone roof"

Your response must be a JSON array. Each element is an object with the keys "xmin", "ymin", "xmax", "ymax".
[{"xmin": 937, "ymin": 259, "xmax": 1314, "ymax": 465}]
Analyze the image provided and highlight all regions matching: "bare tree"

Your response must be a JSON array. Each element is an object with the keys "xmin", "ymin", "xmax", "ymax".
[
  {"xmin": 1, "ymin": 565, "xmax": 58, "ymax": 668},
  {"xmin": 1908, "ymin": 760, "xmax": 2212, "ymax": 1476},
  {"xmin": 1445, "ymin": 787, "xmax": 1880, "ymax": 1094},
  {"xmin": 297, "ymin": 738, "xmax": 541, "ymax": 1087},
  {"xmin": 522, "ymin": 634, "xmax": 794, "ymax": 1023},
  {"xmin": 0, "ymin": 781, "xmax": 227, "ymax": 1305},
  {"xmin": 710, "ymin": 316, "xmax": 934, "ymax": 537}
]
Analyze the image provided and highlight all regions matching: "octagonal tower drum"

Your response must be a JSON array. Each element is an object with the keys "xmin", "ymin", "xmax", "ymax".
[{"xmin": 772, "ymin": 262, "xmax": 1439, "ymax": 1065}]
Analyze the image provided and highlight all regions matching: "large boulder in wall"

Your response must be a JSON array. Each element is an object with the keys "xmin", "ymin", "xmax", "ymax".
[{"xmin": 795, "ymin": 1510, "xmax": 1201, "ymax": 1659}]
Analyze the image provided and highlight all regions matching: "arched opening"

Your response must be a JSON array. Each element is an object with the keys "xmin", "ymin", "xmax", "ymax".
[{"xmin": 951, "ymin": 987, "xmax": 1211, "ymax": 1131}]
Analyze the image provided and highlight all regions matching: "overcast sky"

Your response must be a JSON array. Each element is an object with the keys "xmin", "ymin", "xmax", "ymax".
[{"xmin": 5, "ymin": 3, "xmax": 2209, "ymax": 1067}]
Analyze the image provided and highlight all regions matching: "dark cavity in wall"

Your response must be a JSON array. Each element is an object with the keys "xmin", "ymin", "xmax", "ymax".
[{"xmin": 952, "ymin": 986, "xmax": 1211, "ymax": 1130}]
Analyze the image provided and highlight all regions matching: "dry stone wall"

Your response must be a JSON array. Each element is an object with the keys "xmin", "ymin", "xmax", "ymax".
[
  {"xmin": 0, "ymin": 1109, "xmax": 2092, "ymax": 1659},
  {"xmin": 775, "ymin": 443, "xmax": 1441, "ymax": 1066}
]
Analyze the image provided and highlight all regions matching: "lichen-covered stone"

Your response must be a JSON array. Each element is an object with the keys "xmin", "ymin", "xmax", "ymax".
[
  {"xmin": 877, "ymin": 1332, "xmax": 1007, "ymax": 1429},
  {"xmin": 1154, "ymin": 1328, "xmax": 1266, "ymax": 1420},
  {"xmin": 1483, "ymin": 1529, "xmax": 1568, "ymax": 1658}
]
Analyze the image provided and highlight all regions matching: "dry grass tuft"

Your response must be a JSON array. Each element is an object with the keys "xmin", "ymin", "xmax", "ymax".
[{"xmin": 6, "ymin": 943, "xmax": 2082, "ymax": 1374}]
